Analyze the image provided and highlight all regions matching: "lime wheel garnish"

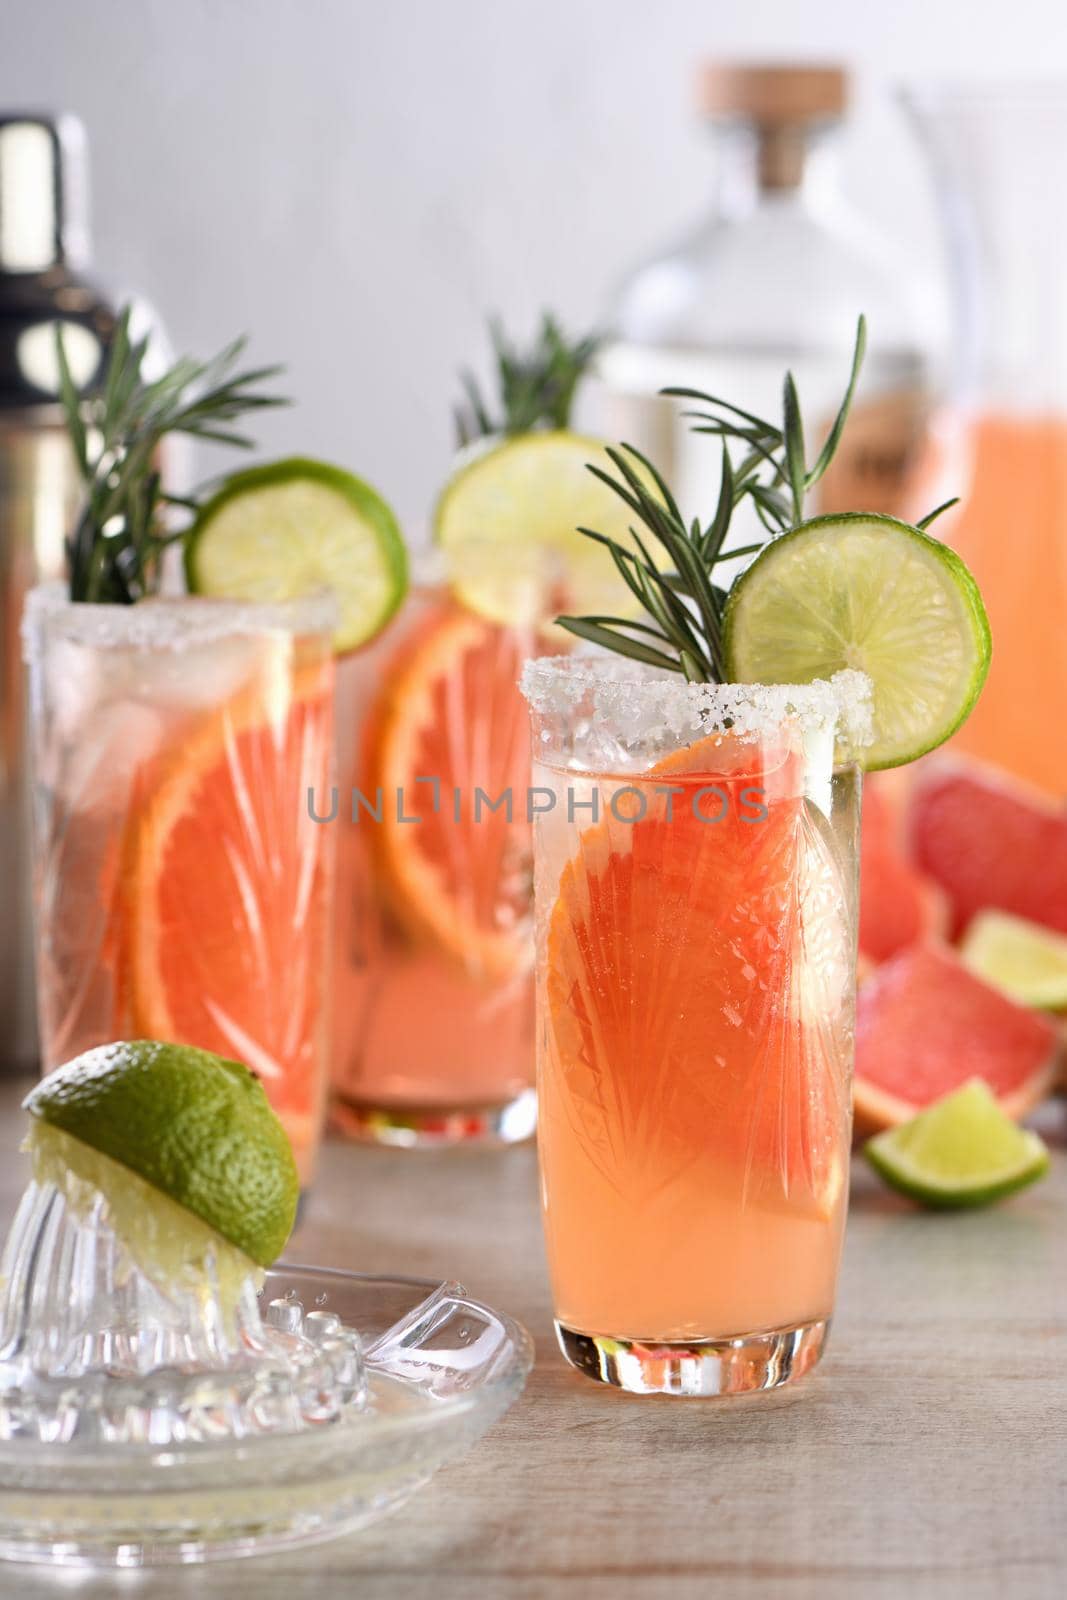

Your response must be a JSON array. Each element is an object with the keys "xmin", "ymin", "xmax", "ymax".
[
  {"xmin": 724, "ymin": 512, "xmax": 991, "ymax": 770},
  {"xmin": 186, "ymin": 457, "xmax": 408, "ymax": 654},
  {"xmin": 434, "ymin": 431, "xmax": 658, "ymax": 624}
]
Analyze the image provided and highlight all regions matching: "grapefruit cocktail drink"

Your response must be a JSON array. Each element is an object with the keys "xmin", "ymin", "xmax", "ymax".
[
  {"xmin": 328, "ymin": 317, "xmax": 645, "ymax": 1147},
  {"xmin": 23, "ymin": 586, "xmax": 336, "ymax": 1183},
  {"xmin": 330, "ymin": 557, "xmax": 553, "ymax": 1145},
  {"xmin": 523, "ymin": 316, "xmax": 990, "ymax": 1394},
  {"xmin": 523, "ymin": 658, "xmax": 867, "ymax": 1394}
]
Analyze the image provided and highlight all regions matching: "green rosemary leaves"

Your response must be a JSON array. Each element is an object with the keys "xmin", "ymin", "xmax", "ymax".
[
  {"xmin": 58, "ymin": 307, "xmax": 286, "ymax": 604},
  {"xmin": 556, "ymin": 316, "xmax": 871, "ymax": 681}
]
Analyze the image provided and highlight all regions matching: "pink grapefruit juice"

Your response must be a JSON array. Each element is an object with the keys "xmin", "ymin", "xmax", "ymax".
[
  {"xmin": 25, "ymin": 591, "xmax": 336, "ymax": 1183},
  {"xmin": 942, "ymin": 414, "xmax": 1067, "ymax": 796},
  {"xmin": 330, "ymin": 588, "xmax": 542, "ymax": 1135},
  {"xmin": 532, "ymin": 730, "xmax": 858, "ymax": 1342}
]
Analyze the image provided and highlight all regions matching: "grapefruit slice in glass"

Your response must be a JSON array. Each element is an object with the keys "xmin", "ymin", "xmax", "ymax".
[
  {"xmin": 544, "ymin": 735, "xmax": 854, "ymax": 1218},
  {"xmin": 123, "ymin": 662, "xmax": 334, "ymax": 1180},
  {"xmin": 362, "ymin": 602, "xmax": 539, "ymax": 982}
]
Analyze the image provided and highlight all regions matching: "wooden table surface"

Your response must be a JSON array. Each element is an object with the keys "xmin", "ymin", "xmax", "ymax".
[{"xmin": 0, "ymin": 1080, "xmax": 1064, "ymax": 1600}]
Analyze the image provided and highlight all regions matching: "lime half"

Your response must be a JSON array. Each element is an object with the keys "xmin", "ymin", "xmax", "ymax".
[
  {"xmin": 434, "ymin": 430, "xmax": 653, "ymax": 624},
  {"xmin": 186, "ymin": 457, "xmax": 408, "ymax": 653},
  {"xmin": 864, "ymin": 1079, "xmax": 1049, "ymax": 1208},
  {"xmin": 961, "ymin": 910, "xmax": 1067, "ymax": 1010},
  {"xmin": 26, "ymin": 1119, "xmax": 259, "ymax": 1309},
  {"xmin": 723, "ymin": 513, "xmax": 991, "ymax": 770},
  {"xmin": 24, "ymin": 1040, "xmax": 299, "ymax": 1267}
]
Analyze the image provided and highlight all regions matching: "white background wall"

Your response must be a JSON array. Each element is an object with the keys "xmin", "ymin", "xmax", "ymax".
[{"xmin": 3, "ymin": 0, "xmax": 1067, "ymax": 530}]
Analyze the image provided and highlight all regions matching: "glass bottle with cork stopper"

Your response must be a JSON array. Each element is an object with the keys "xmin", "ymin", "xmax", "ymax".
[{"xmin": 592, "ymin": 62, "xmax": 941, "ymax": 535}]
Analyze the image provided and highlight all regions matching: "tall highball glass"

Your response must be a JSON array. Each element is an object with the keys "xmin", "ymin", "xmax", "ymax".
[
  {"xmin": 522, "ymin": 656, "xmax": 869, "ymax": 1396},
  {"xmin": 23, "ymin": 586, "xmax": 337, "ymax": 1185}
]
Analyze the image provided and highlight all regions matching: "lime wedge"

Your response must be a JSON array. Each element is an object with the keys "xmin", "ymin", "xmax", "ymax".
[
  {"xmin": 26, "ymin": 1119, "xmax": 258, "ymax": 1309},
  {"xmin": 961, "ymin": 910, "xmax": 1067, "ymax": 1010},
  {"xmin": 24, "ymin": 1040, "xmax": 299, "ymax": 1267},
  {"xmin": 433, "ymin": 430, "xmax": 651, "ymax": 624},
  {"xmin": 864, "ymin": 1079, "xmax": 1049, "ymax": 1208},
  {"xmin": 186, "ymin": 457, "xmax": 408, "ymax": 653},
  {"xmin": 723, "ymin": 513, "xmax": 991, "ymax": 770}
]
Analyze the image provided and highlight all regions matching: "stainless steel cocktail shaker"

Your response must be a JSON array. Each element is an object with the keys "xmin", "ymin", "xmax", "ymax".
[{"xmin": 0, "ymin": 113, "xmax": 116, "ymax": 1070}]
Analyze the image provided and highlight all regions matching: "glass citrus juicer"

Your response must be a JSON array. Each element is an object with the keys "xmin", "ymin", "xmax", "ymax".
[{"xmin": 0, "ymin": 1042, "xmax": 532, "ymax": 1567}]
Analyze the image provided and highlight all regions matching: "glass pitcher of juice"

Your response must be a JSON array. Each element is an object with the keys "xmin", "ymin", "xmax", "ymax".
[
  {"xmin": 846, "ymin": 86, "xmax": 1067, "ymax": 977},
  {"xmin": 904, "ymin": 85, "xmax": 1067, "ymax": 799}
]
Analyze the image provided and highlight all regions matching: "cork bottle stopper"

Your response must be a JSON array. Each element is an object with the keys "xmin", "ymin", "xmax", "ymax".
[{"xmin": 698, "ymin": 64, "xmax": 848, "ymax": 189}]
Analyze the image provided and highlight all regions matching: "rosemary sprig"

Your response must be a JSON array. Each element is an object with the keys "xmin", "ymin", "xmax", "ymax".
[
  {"xmin": 58, "ymin": 306, "xmax": 288, "ymax": 604},
  {"xmin": 454, "ymin": 313, "xmax": 602, "ymax": 445},
  {"xmin": 556, "ymin": 316, "xmax": 875, "ymax": 682}
]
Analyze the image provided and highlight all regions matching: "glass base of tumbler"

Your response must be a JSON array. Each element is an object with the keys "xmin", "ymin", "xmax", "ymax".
[
  {"xmin": 555, "ymin": 1317, "xmax": 829, "ymax": 1397},
  {"xmin": 330, "ymin": 1087, "xmax": 537, "ymax": 1148}
]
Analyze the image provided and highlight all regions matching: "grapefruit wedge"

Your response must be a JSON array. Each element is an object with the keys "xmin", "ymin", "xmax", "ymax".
[
  {"xmin": 853, "ymin": 943, "xmax": 1059, "ymax": 1134},
  {"xmin": 544, "ymin": 735, "xmax": 854, "ymax": 1215},
  {"xmin": 362, "ymin": 602, "xmax": 540, "ymax": 982},
  {"xmin": 859, "ymin": 843, "xmax": 948, "ymax": 965},
  {"xmin": 124, "ymin": 663, "xmax": 334, "ymax": 1176},
  {"xmin": 911, "ymin": 760, "xmax": 1067, "ymax": 938}
]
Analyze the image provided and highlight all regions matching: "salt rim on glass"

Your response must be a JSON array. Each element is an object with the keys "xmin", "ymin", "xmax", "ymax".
[
  {"xmin": 520, "ymin": 656, "xmax": 874, "ymax": 770},
  {"xmin": 21, "ymin": 581, "xmax": 339, "ymax": 663}
]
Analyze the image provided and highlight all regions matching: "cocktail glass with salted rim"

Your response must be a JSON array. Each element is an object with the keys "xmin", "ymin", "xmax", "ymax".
[
  {"xmin": 519, "ymin": 315, "xmax": 990, "ymax": 1394},
  {"xmin": 522, "ymin": 655, "xmax": 871, "ymax": 1396},
  {"xmin": 22, "ymin": 584, "xmax": 337, "ymax": 1185}
]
